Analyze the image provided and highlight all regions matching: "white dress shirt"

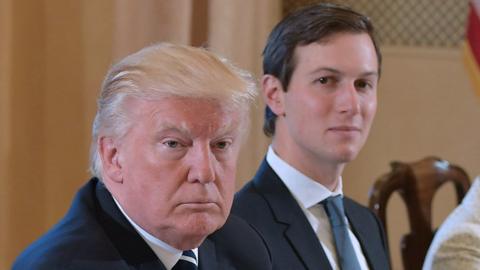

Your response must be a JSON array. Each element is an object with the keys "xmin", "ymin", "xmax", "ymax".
[
  {"xmin": 114, "ymin": 198, "xmax": 198, "ymax": 270},
  {"xmin": 267, "ymin": 146, "xmax": 369, "ymax": 270}
]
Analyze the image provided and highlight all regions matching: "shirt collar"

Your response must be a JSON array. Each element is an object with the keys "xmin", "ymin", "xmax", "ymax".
[
  {"xmin": 266, "ymin": 145, "xmax": 343, "ymax": 209},
  {"xmin": 113, "ymin": 198, "xmax": 198, "ymax": 270}
]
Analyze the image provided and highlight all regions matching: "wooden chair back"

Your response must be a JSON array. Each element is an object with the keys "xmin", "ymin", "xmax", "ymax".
[{"xmin": 368, "ymin": 156, "xmax": 471, "ymax": 270}]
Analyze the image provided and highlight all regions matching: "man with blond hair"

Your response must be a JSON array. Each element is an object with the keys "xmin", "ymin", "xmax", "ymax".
[{"xmin": 13, "ymin": 43, "xmax": 272, "ymax": 270}]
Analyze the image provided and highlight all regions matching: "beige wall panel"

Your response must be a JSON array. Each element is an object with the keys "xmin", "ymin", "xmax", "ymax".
[
  {"xmin": 5, "ymin": 0, "xmax": 48, "ymax": 265},
  {"xmin": 343, "ymin": 46, "xmax": 480, "ymax": 269},
  {"xmin": 0, "ymin": 0, "xmax": 12, "ymax": 268},
  {"xmin": 208, "ymin": 0, "xmax": 282, "ymax": 188},
  {"xmin": 81, "ymin": 0, "xmax": 115, "ymax": 169},
  {"xmin": 113, "ymin": 0, "xmax": 192, "ymax": 60},
  {"xmin": 43, "ymin": 0, "xmax": 90, "ymax": 226}
]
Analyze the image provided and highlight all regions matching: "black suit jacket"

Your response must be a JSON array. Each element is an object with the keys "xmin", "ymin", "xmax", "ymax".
[
  {"xmin": 13, "ymin": 178, "xmax": 272, "ymax": 270},
  {"xmin": 232, "ymin": 160, "xmax": 390, "ymax": 270}
]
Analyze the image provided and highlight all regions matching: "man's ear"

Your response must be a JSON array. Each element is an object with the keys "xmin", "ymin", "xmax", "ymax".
[
  {"xmin": 98, "ymin": 136, "xmax": 123, "ymax": 184},
  {"xmin": 262, "ymin": 75, "xmax": 286, "ymax": 117}
]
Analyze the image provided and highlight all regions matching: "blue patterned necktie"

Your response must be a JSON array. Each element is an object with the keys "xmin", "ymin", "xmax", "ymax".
[
  {"xmin": 172, "ymin": 250, "xmax": 198, "ymax": 270},
  {"xmin": 321, "ymin": 195, "xmax": 361, "ymax": 270}
]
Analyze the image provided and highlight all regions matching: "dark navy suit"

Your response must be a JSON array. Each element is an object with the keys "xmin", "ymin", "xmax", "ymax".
[
  {"xmin": 232, "ymin": 160, "xmax": 390, "ymax": 270},
  {"xmin": 13, "ymin": 178, "xmax": 272, "ymax": 270}
]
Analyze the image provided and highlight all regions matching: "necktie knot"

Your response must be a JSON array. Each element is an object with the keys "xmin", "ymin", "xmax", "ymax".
[
  {"xmin": 321, "ymin": 195, "xmax": 347, "ymax": 227},
  {"xmin": 172, "ymin": 250, "xmax": 197, "ymax": 270}
]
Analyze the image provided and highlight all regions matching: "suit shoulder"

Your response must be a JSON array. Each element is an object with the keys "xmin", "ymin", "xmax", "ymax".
[
  {"xmin": 234, "ymin": 160, "xmax": 276, "ymax": 209},
  {"xmin": 13, "ymin": 180, "xmax": 115, "ymax": 270},
  {"xmin": 234, "ymin": 180, "xmax": 258, "ymax": 200},
  {"xmin": 211, "ymin": 214, "xmax": 268, "ymax": 250},
  {"xmin": 234, "ymin": 180, "xmax": 263, "ymax": 205},
  {"xmin": 13, "ymin": 236, "xmax": 66, "ymax": 270},
  {"xmin": 13, "ymin": 218, "xmax": 115, "ymax": 270},
  {"xmin": 232, "ymin": 180, "xmax": 275, "ymax": 225},
  {"xmin": 209, "ymin": 214, "xmax": 272, "ymax": 270}
]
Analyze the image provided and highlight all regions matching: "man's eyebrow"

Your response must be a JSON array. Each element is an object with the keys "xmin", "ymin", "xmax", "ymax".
[
  {"xmin": 309, "ymin": 67, "xmax": 341, "ymax": 75},
  {"xmin": 309, "ymin": 67, "xmax": 379, "ymax": 78},
  {"xmin": 155, "ymin": 123, "xmax": 192, "ymax": 136},
  {"xmin": 359, "ymin": 71, "xmax": 379, "ymax": 78},
  {"xmin": 154, "ymin": 121, "xmax": 240, "ymax": 139}
]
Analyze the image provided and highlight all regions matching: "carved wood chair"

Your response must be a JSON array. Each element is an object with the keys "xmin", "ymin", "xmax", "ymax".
[{"xmin": 368, "ymin": 156, "xmax": 471, "ymax": 270}]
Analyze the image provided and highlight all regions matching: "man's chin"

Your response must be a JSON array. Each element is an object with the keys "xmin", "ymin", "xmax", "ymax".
[
  {"xmin": 171, "ymin": 217, "xmax": 224, "ymax": 249},
  {"xmin": 183, "ymin": 213, "xmax": 225, "ymax": 236},
  {"xmin": 334, "ymin": 148, "xmax": 360, "ymax": 163}
]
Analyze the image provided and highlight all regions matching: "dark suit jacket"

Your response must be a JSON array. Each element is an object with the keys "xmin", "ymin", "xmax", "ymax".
[
  {"xmin": 232, "ymin": 160, "xmax": 390, "ymax": 270},
  {"xmin": 13, "ymin": 178, "xmax": 272, "ymax": 270}
]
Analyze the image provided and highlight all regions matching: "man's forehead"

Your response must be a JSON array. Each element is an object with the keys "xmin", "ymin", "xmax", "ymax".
[
  {"xmin": 152, "ymin": 117, "xmax": 240, "ymax": 140},
  {"xmin": 292, "ymin": 34, "xmax": 378, "ymax": 73},
  {"xmin": 134, "ymin": 95, "xmax": 231, "ymax": 108},
  {"xmin": 126, "ymin": 96, "xmax": 242, "ymax": 128}
]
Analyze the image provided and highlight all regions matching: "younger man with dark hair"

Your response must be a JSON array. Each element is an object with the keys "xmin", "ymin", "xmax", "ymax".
[{"xmin": 233, "ymin": 3, "xmax": 390, "ymax": 270}]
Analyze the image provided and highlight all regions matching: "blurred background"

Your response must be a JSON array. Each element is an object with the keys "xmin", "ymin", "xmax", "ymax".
[{"xmin": 1, "ymin": 0, "xmax": 479, "ymax": 269}]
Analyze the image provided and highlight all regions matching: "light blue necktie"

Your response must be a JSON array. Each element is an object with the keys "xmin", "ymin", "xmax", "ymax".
[
  {"xmin": 172, "ymin": 250, "xmax": 197, "ymax": 270},
  {"xmin": 322, "ymin": 195, "xmax": 361, "ymax": 270}
]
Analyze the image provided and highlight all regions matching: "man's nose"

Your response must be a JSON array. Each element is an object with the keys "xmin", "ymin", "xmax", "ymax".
[
  {"xmin": 187, "ymin": 144, "xmax": 216, "ymax": 184},
  {"xmin": 337, "ymin": 83, "xmax": 361, "ymax": 115}
]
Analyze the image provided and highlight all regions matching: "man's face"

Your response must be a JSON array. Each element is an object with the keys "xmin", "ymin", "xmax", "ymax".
[
  {"xmin": 104, "ymin": 97, "xmax": 242, "ymax": 249},
  {"xmin": 271, "ymin": 33, "xmax": 378, "ymax": 177}
]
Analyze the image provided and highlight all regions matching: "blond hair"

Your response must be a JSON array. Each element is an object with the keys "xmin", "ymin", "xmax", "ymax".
[{"xmin": 90, "ymin": 43, "xmax": 257, "ymax": 178}]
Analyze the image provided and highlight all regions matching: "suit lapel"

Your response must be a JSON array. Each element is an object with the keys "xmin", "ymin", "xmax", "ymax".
[
  {"xmin": 254, "ymin": 160, "xmax": 333, "ymax": 270},
  {"xmin": 94, "ymin": 179, "xmax": 167, "ymax": 270}
]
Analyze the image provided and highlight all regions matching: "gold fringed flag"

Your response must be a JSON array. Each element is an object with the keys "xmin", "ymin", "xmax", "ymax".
[{"xmin": 464, "ymin": 0, "xmax": 480, "ymax": 96}]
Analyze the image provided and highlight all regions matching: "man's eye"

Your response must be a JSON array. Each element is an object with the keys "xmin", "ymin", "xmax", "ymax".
[
  {"xmin": 315, "ymin": 76, "xmax": 338, "ymax": 86},
  {"xmin": 163, "ymin": 140, "xmax": 180, "ymax": 148},
  {"xmin": 355, "ymin": 80, "xmax": 370, "ymax": 89},
  {"xmin": 215, "ymin": 141, "xmax": 230, "ymax": 150},
  {"xmin": 317, "ymin": 77, "xmax": 329, "ymax": 84}
]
